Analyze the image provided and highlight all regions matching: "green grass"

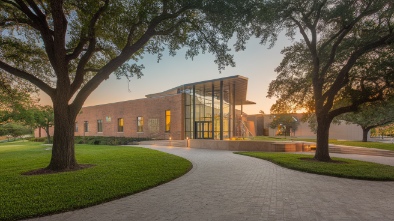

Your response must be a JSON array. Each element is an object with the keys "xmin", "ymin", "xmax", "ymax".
[
  {"xmin": 236, "ymin": 152, "xmax": 394, "ymax": 181},
  {"xmin": 253, "ymin": 136, "xmax": 394, "ymax": 151},
  {"xmin": 0, "ymin": 141, "xmax": 192, "ymax": 221}
]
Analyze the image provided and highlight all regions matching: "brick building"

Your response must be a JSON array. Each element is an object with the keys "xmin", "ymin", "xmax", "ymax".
[
  {"xmin": 36, "ymin": 75, "xmax": 255, "ymax": 140},
  {"xmin": 74, "ymin": 93, "xmax": 184, "ymax": 140},
  {"xmin": 35, "ymin": 74, "xmax": 367, "ymax": 141}
]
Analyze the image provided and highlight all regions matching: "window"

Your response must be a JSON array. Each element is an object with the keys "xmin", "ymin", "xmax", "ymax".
[
  {"xmin": 137, "ymin": 117, "xmax": 144, "ymax": 132},
  {"xmin": 97, "ymin": 120, "xmax": 103, "ymax": 132},
  {"xmin": 118, "ymin": 118, "xmax": 124, "ymax": 132},
  {"xmin": 84, "ymin": 121, "xmax": 89, "ymax": 132},
  {"xmin": 75, "ymin": 122, "xmax": 78, "ymax": 132},
  {"xmin": 165, "ymin": 110, "xmax": 171, "ymax": 132}
]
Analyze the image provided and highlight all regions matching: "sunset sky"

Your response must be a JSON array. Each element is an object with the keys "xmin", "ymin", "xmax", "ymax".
[{"xmin": 39, "ymin": 34, "xmax": 295, "ymax": 115}]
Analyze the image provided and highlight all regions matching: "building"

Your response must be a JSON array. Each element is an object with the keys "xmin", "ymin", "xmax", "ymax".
[
  {"xmin": 35, "ymin": 75, "xmax": 366, "ymax": 141},
  {"xmin": 246, "ymin": 113, "xmax": 366, "ymax": 141},
  {"xmin": 72, "ymin": 75, "xmax": 255, "ymax": 140}
]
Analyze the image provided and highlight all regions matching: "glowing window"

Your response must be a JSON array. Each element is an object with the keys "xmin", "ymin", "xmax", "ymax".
[
  {"xmin": 118, "ymin": 118, "xmax": 124, "ymax": 132},
  {"xmin": 165, "ymin": 110, "xmax": 171, "ymax": 132},
  {"xmin": 137, "ymin": 117, "xmax": 144, "ymax": 132}
]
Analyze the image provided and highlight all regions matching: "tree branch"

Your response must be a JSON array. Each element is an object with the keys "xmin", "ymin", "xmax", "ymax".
[
  {"xmin": 26, "ymin": 0, "xmax": 46, "ymax": 20},
  {"xmin": 290, "ymin": 16, "xmax": 312, "ymax": 50},
  {"xmin": 320, "ymin": 3, "xmax": 378, "ymax": 78},
  {"xmin": 65, "ymin": 37, "xmax": 88, "ymax": 62},
  {"xmin": 70, "ymin": 3, "xmax": 197, "ymax": 114},
  {"xmin": 365, "ymin": 119, "xmax": 394, "ymax": 131},
  {"xmin": 1, "ymin": 0, "xmax": 22, "ymax": 10},
  {"xmin": 0, "ymin": 60, "xmax": 55, "ymax": 97},
  {"xmin": 70, "ymin": 0, "xmax": 109, "ymax": 97},
  {"xmin": 323, "ymin": 33, "xmax": 394, "ymax": 113},
  {"xmin": 10, "ymin": 0, "xmax": 56, "ymax": 66}
]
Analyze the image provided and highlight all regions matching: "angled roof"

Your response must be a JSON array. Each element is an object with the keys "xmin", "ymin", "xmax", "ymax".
[{"xmin": 146, "ymin": 75, "xmax": 255, "ymax": 105}]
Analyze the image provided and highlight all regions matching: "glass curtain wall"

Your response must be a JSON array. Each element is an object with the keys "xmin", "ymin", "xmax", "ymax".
[{"xmin": 183, "ymin": 81, "xmax": 235, "ymax": 140}]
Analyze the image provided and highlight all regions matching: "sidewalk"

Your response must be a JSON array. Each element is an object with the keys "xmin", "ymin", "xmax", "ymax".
[{"xmin": 30, "ymin": 145, "xmax": 394, "ymax": 221}]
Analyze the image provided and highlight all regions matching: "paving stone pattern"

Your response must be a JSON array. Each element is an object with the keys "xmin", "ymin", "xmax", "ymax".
[{"xmin": 30, "ymin": 146, "xmax": 394, "ymax": 221}]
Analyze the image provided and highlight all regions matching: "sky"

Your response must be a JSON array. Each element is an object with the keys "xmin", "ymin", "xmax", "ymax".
[{"xmin": 39, "ymin": 34, "xmax": 295, "ymax": 115}]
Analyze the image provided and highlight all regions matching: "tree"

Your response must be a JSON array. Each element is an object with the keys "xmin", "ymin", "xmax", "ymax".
[
  {"xmin": 269, "ymin": 114, "xmax": 300, "ymax": 137},
  {"xmin": 0, "ymin": 123, "xmax": 31, "ymax": 140},
  {"xmin": 254, "ymin": 0, "xmax": 394, "ymax": 161},
  {"xmin": 338, "ymin": 99, "xmax": 394, "ymax": 142},
  {"xmin": 32, "ymin": 106, "xmax": 54, "ymax": 144},
  {"xmin": 0, "ymin": 1, "xmax": 247, "ymax": 171},
  {"xmin": 371, "ymin": 123, "xmax": 394, "ymax": 139},
  {"xmin": 0, "ymin": 75, "xmax": 38, "ymax": 122}
]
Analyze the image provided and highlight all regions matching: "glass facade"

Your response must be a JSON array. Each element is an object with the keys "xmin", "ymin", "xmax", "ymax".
[{"xmin": 183, "ymin": 80, "xmax": 237, "ymax": 140}]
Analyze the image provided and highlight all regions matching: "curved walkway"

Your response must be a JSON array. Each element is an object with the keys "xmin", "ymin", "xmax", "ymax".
[{"xmin": 30, "ymin": 146, "xmax": 394, "ymax": 221}]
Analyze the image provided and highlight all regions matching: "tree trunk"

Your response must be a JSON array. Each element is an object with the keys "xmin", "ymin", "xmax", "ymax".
[
  {"xmin": 362, "ymin": 127, "xmax": 369, "ymax": 142},
  {"xmin": 45, "ymin": 126, "xmax": 51, "ymax": 144},
  {"xmin": 47, "ymin": 101, "xmax": 78, "ymax": 171},
  {"xmin": 314, "ymin": 115, "xmax": 332, "ymax": 162}
]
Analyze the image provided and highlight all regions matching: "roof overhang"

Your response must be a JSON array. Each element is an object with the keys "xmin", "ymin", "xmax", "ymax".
[{"xmin": 146, "ymin": 75, "xmax": 255, "ymax": 105}]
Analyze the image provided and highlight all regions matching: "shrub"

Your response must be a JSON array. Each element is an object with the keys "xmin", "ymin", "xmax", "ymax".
[{"xmin": 73, "ymin": 136, "xmax": 152, "ymax": 145}]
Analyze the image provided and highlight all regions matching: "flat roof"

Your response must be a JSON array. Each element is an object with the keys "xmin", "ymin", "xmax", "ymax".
[{"xmin": 146, "ymin": 75, "xmax": 255, "ymax": 105}]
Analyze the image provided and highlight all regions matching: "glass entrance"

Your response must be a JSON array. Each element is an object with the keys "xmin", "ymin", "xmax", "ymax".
[{"xmin": 195, "ymin": 121, "xmax": 212, "ymax": 139}]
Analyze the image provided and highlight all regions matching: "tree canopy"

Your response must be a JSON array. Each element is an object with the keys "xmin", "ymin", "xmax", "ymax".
[
  {"xmin": 269, "ymin": 114, "xmax": 300, "ymax": 137},
  {"xmin": 0, "ymin": 0, "xmax": 249, "ymax": 171},
  {"xmin": 0, "ymin": 122, "xmax": 31, "ymax": 139},
  {"xmin": 253, "ymin": 0, "xmax": 394, "ymax": 161},
  {"xmin": 338, "ymin": 99, "xmax": 394, "ymax": 141}
]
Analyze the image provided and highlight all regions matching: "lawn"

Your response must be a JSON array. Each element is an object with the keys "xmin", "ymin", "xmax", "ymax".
[
  {"xmin": 0, "ymin": 141, "xmax": 192, "ymax": 221},
  {"xmin": 236, "ymin": 152, "xmax": 394, "ymax": 181},
  {"xmin": 253, "ymin": 136, "xmax": 394, "ymax": 151}
]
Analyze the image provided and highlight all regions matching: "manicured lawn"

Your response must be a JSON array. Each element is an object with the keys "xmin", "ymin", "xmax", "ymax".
[
  {"xmin": 0, "ymin": 141, "xmax": 192, "ymax": 221},
  {"xmin": 236, "ymin": 152, "xmax": 394, "ymax": 181},
  {"xmin": 253, "ymin": 136, "xmax": 394, "ymax": 151}
]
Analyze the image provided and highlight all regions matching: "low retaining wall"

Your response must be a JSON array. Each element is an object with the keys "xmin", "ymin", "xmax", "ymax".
[{"xmin": 189, "ymin": 140, "xmax": 313, "ymax": 152}]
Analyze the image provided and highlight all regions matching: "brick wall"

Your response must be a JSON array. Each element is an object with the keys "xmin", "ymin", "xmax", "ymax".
[{"xmin": 74, "ymin": 93, "xmax": 184, "ymax": 140}]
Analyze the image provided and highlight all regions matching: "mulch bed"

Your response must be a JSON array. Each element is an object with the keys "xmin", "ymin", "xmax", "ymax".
[{"xmin": 22, "ymin": 164, "xmax": 95, "ymax": 176}]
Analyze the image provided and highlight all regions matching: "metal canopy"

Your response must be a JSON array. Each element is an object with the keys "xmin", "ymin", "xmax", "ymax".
[{"xmin": 146, "ymin": 75, "xmax": 255, "ymax": 105}]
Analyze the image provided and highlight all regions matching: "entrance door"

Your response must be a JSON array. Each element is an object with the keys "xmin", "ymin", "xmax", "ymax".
[{"xmin": 194, "ymin": 121, "xmax": 212, "ymax": 139}]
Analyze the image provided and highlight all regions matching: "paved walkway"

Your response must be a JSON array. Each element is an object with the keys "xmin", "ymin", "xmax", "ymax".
[{"xmin": 30, "ymin": 146, "xmax": 394, "ymax": 221}]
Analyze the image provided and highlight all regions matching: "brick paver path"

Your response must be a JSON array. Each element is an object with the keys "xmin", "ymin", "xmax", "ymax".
[{"xmin": 31, "ymin": 146, "xmax": 394, "ymax": 221}]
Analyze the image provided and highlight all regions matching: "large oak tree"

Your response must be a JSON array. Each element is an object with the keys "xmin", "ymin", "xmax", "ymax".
[
  {"xmin": 0, "ymin": 0, "xmax": 246, "ymax": 171},
  {"xmin": 254, "ymin": 0, "xmax": 394, "ymax": 161},
  {"xmin": 338, "ymin": 99, "xmax": 394, "ymax": 142}
]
